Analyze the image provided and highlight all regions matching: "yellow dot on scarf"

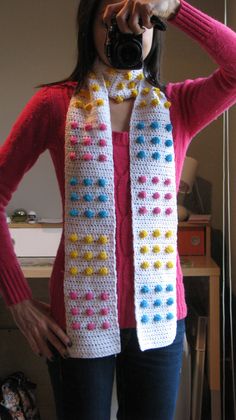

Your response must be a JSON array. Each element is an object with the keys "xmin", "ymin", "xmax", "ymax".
[
  {"xmin": 151, "ymin": 98, "xmax": 160, "ymax": 107},
  {"xmin": 137, "ymin": 73, "xmax": 144, "ymax": 81},
  {"xmin": 84, "ymin": 267, "xmax": 94, "ymax": 276},
  {"xmin": 84, "ymin": 235, "xmax": 94, "ymax": 244},
  {"xmin": 98, "ymin": 251, "xmax": 108, "ymax": 260},
  {"xmin": 164, "ymin": 101, "xmax": 172, "ymax": 109},
  {"xmin": 139, "ymin": 230, "xmax": 148, "ymax": 239},
  {"xmin": 96, "ymin": 99, "xmax": 104, "ymax": 106},
  {"xmin": 165, "ymin": 230, "xmax": 173, "ymax": 238},
  {"xmin": 152, "ymin": 245, "xmax": 161, "ymax": 253},
  {"xmin": 124, "ymin": 71, "xmax": 132, "ymax": 80},
  {"xmin": 140, "ymin": 245, "xmax": 149, "ymax": 254},
  {"xmin": 69, "ymin": 233, "xmax": 79, "ymax": 243},
  {"xmin": 83, "ymin": 251, "xmax": 93, "ymax": 260},
  {"xmin": 131, "ymin": 89, "xmax": 138, "ymax": 98},
  {"xmin": 153, "ymin": 229, "xmax": 161, "ymax": 238},
  {"xmin": 98, "ymin": 235, "xmax": 108, "ymax": 244},
  {"xmin": 115, "ymin": 96, "xmax": 124, "ymax": 103},
  {"xmin": 98, "ymin": 266, "xmax": 109, "ymax": 275},
  {"xmin": 166, "ymin": 261, "xmax": 174, "ymax": 269},
  {"xmin": 128, "ymin": 81, "xmax": 136, "ymax": 89},
  {"xmin": 70, "ymin": 267, "xmax": 78, "ymax": 276},
  {"xmin": 142, "ymin": 87, "xmax": 150, "ymax": 95},
  {"xmin": 105, "ymin": 80, "xmax": 111, "ymax": 88},
  {"xmin": 84, "ymin": 103, "xmax": 93, "ymax": 111},
  {"xmin": 139, "ymin": 100, "xmax": 147, "ymax": 108},
  {"xmin": 70, "ymin": 250, "xmax": 79, "ymax": 259},
  {"xmin": 91, "ymin": 84, "xmax": 100, "ymax": 92},
  {"xmin": 89, "ymin": 72, "xmax": 96, "ymax": 79},
  {"xmin": 141, "ymin": 261, "xmax": 150, "ymax": 269},
  {"xmin": 117, "ymin": 82, "xmax": 125, "ymax": 90},
  {"xmin": 74, "ymin": 100, "xmax": 84, "ymax": 109},
  {"xmin": 153, "ymin": 87, "xmax": 160, "ymax": 95},
  {"xmin": 154, "ymin": 261, "xmax": 162, "ymax": 269},
  {"xmin": 165, "ymin": 245, "xmax": 174, "ymax": 254}
]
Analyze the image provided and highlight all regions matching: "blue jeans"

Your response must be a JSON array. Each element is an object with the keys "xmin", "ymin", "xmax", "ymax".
[{"xmin": 47, "ymin": 319, "xmax": 185, "ymax": 420}]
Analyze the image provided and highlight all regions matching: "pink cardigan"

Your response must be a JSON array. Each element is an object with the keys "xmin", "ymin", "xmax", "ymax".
[{"xmin": 0, "ymin": 0, "xmax": 236, "ymax": 330}]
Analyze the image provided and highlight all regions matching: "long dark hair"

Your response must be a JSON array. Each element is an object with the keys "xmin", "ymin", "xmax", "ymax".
[{"xmin": 40, "ymin": 0, "xmax": 166, "ymax": 93}]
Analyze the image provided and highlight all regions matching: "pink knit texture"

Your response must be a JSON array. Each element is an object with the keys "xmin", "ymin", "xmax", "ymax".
[{"xmin": 0, "ymin": 0, "xmax": 236, "ymax": 331}]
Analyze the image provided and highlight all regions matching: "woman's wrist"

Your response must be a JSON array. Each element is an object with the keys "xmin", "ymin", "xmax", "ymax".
[{"xmin": 166, "ymin": 0, "xmax": 181, "ymax": 20}]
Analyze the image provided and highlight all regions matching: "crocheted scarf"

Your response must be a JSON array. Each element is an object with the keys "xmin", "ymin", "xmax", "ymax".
[{"xmin": 64, "ymin": 59, "xmax": 178, "ymax": 358}]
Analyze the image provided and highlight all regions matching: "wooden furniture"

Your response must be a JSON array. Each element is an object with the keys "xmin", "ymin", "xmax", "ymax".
[{"xmin": 179, "ymin": 218, "xmax": 221, "ymax": 420}]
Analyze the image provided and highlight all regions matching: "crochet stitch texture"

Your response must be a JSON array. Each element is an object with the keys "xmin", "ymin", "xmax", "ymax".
[{"xmin": 64, "ymin": 60, "xmax": 178, "ymax": 358}]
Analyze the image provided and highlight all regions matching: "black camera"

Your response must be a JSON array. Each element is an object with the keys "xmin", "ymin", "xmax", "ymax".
[{"xmin": 104, "ymin": 15, "xmax": 166, "ymax": 70}]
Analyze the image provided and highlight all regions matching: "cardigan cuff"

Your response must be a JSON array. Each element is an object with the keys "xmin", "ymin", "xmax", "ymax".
[
  {"xmin": 0, "ymin": 262, "xmax": 32, "ymax": 306},
  {"xmin": 168, "ymin": 0, "xmax": 214, "ymax": 42}
]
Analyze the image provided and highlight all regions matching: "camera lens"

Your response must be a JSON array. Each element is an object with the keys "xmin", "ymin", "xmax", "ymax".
[{"xmin": 116, "ymin": 40, "xmax": 142, "ymax": 68}]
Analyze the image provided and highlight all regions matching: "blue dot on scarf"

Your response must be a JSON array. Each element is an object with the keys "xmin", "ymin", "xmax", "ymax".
[
  {"xmin": 141, "ymin": 285, "xmax": 150, "ymax": 294},
  {"xmin": 137, "ymin": 150, "xmax": 147, "ymax": 159},
  {"xmin": 154, "ymin": 299, "xmax": 162, "ymax": 307},
  {"xmin": 165, "ymin": 123, "xmax": 173, "ymax": 132},
  {"xmin": 165, "ymin": 139, "xmax": 173, "ymax": 147},
  {"xmin": 151, "ymin": 137, "xmax": 160, "ymax": 145},
  {"xmin": 98, "ymin": 178, "xmax": 107, "ymax": 187},
  {"xmin": 98, "ymin": 210, "xmax": 109, "ymax": 218},
  {"xmin": 165, "ymin": 154, "xmax": 173, "ymax": 162},
  {"xmin": 150, "ymin": 121, "xmax": 159, "ymax": 129},
  {"xmin": 136, "ymin": 136, "xmax": 145, "ymax": 144},
  {"xmin": 167, "ymin": 312, "xmax": 174, "ymax": 320},
  {"xmin": 83, "ymin": 178, "xmax": 93, "ymax": 186},
  {"xmin": 70, "ymin": 177, "xmax": 78, "ymax": 186},
  {"xmin": 136, "ymin": 121, "xmax": 145, "ymax": 130},
  {"xmin": 155, "ymin": 285, "xmax": 163, "ymax": 293},
  {"xmin": 69, "ymin": 209, "xmax": 79, "ymax": 217},
  {"xmin": 98, "ymin": 194, "xmax": 108, "ymax": 202},
  {"xmin": 140, "ymin": 300, "xmax": 148, "ymax": 308},
  {"xmin": 70, "ymin": 192, "xmax": 79, "ymax": 201},
  {"xmin": 154, "ymin": 314, "xmax": 162, "ymax": 322},
  {"xmin": 84, "ymin": 209, "xmax": 94, "ymax": 218},
  {"xmin": 141, "ymin": 314, "xmax": 149, "ymax": 323},
  {"xmin": 152, "ymin": 152, "xmax": 161, "ymax": 160},
  {"xmin": 83, "ymin": 194, "xmax": 93, "ymax": 202}
]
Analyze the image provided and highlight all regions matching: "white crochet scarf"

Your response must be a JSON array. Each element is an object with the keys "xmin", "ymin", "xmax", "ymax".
[{"xmin": 64, "ymin": 59, "xmax": 178, "ymax": 358}]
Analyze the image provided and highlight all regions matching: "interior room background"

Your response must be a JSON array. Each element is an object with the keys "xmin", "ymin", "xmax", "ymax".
[{"xmin": 0, "ymin": 0, "xmax": 235, "ymax": 418}]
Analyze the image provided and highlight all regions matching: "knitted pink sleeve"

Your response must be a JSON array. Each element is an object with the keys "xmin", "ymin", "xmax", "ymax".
[
  {"xmin": 166, "ymin": 0, "xmax": 236, "ymax": 140},
  {"xmin": 0, "ymin": 88, "xmax": 51, "ymax": 305}
]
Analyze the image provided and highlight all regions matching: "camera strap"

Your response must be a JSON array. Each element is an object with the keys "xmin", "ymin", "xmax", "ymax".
[{"xmin": 63, "ymin": 59, "xmax": 178, "ymax": 358}]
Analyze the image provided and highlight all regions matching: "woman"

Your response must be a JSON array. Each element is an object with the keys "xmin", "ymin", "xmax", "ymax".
[{"xmin": 0, "ymin": 0, "xmax": 236, "ymax": 419}]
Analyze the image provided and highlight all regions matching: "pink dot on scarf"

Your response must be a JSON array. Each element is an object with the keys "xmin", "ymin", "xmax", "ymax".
[
  {"xmin": 87, "ymin": 322, "xmax": 96, "ymax": 330},
  {"xmin": 139, "ymin": 206, "xmax": 148, "ymax": 215},
  {"xmin": 99, "ymin": 154, "xmax": 107, "ymax": 162},
  {"xmin": 86, "ymin": 308, "xmax": 94, "ymax": 316},
  {"xmin": 166, "ymin": 208, "xmax": 173, "ymax": 215},
  {"xmin": 83, "ymin": 153, "xmax": 93, "ymax": 161},
  {"xmin": 138, "ymin": 176, "xmax": 147, "ymax": 184},
  {"xmin": 70, "ymin": 152, "xmax": 76, "ymax": 161},
  {"xmin": 99, "ymin": 123, "xmax": 107, "ymax": 131},
  {"xmin": 164, "ymin": 178, "xmax": 171, "ymax": 186},
  {"xmin": 71, "ymin": 322, "xmax": 81, "ymax": 330},
  {"xmin": 83, "ymin": 137, "xmax": 92, "ymax": 146},
  {"xmin": 101, "ymin": 292, "xmax": 109, "ymax": 301},
  {"xmin": 152, "ymin": 192, "xmax": 160, "ymax": 199},
  {"xmin": 152, "ymin": 176, "xmax": 159, "ymax": 184},
  {"xmin": 165, "ymin": 193, "xmax": 173, "ymax": 200},
  {"xmin": 99, "ymin": 139, "xmax": 107, "ymax": 147},
  {"xmin": 69, "ymin": 291, "xmax": 78, "ymax": 300},
  {"xmin": 153, "ymin": 207, "xmax": 161, "ymax": 215},
  {"xmin": 86, "ymin": 292, "xmax": 94, "ymax": 300},
  {"xmin": 71, "ymin": 307, "xmax": 79, "ymax": 316},
  {"xmin": 70, "ymin": 136, "xmax": 78, "ymax": 145},
  {"xmin": 71, "ymin": 121, "xmax": 79, "ymax": 129},
  {"xmin": 102, "ymin": 321, "xmax": 110, "ymax": 330},
  {"xmin": 84, "ymin": 123, "xmax": 93, "ymax": 131},
  {"xmin": 138, "ymin": 191, "xmax": 147, "ymax": 199},
  {"xmin": 101, "ymin": 308, "xmax": 109, "ymax": 316}
]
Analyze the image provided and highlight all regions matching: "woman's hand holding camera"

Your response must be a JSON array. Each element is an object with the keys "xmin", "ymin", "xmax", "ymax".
[
  {"xmin": 103, "ymin": 0, "xmax": 181, "ymax": 34},
  {"xmin": 8, "ymin": 299, "xmax": 72, "ymax": 361}
]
